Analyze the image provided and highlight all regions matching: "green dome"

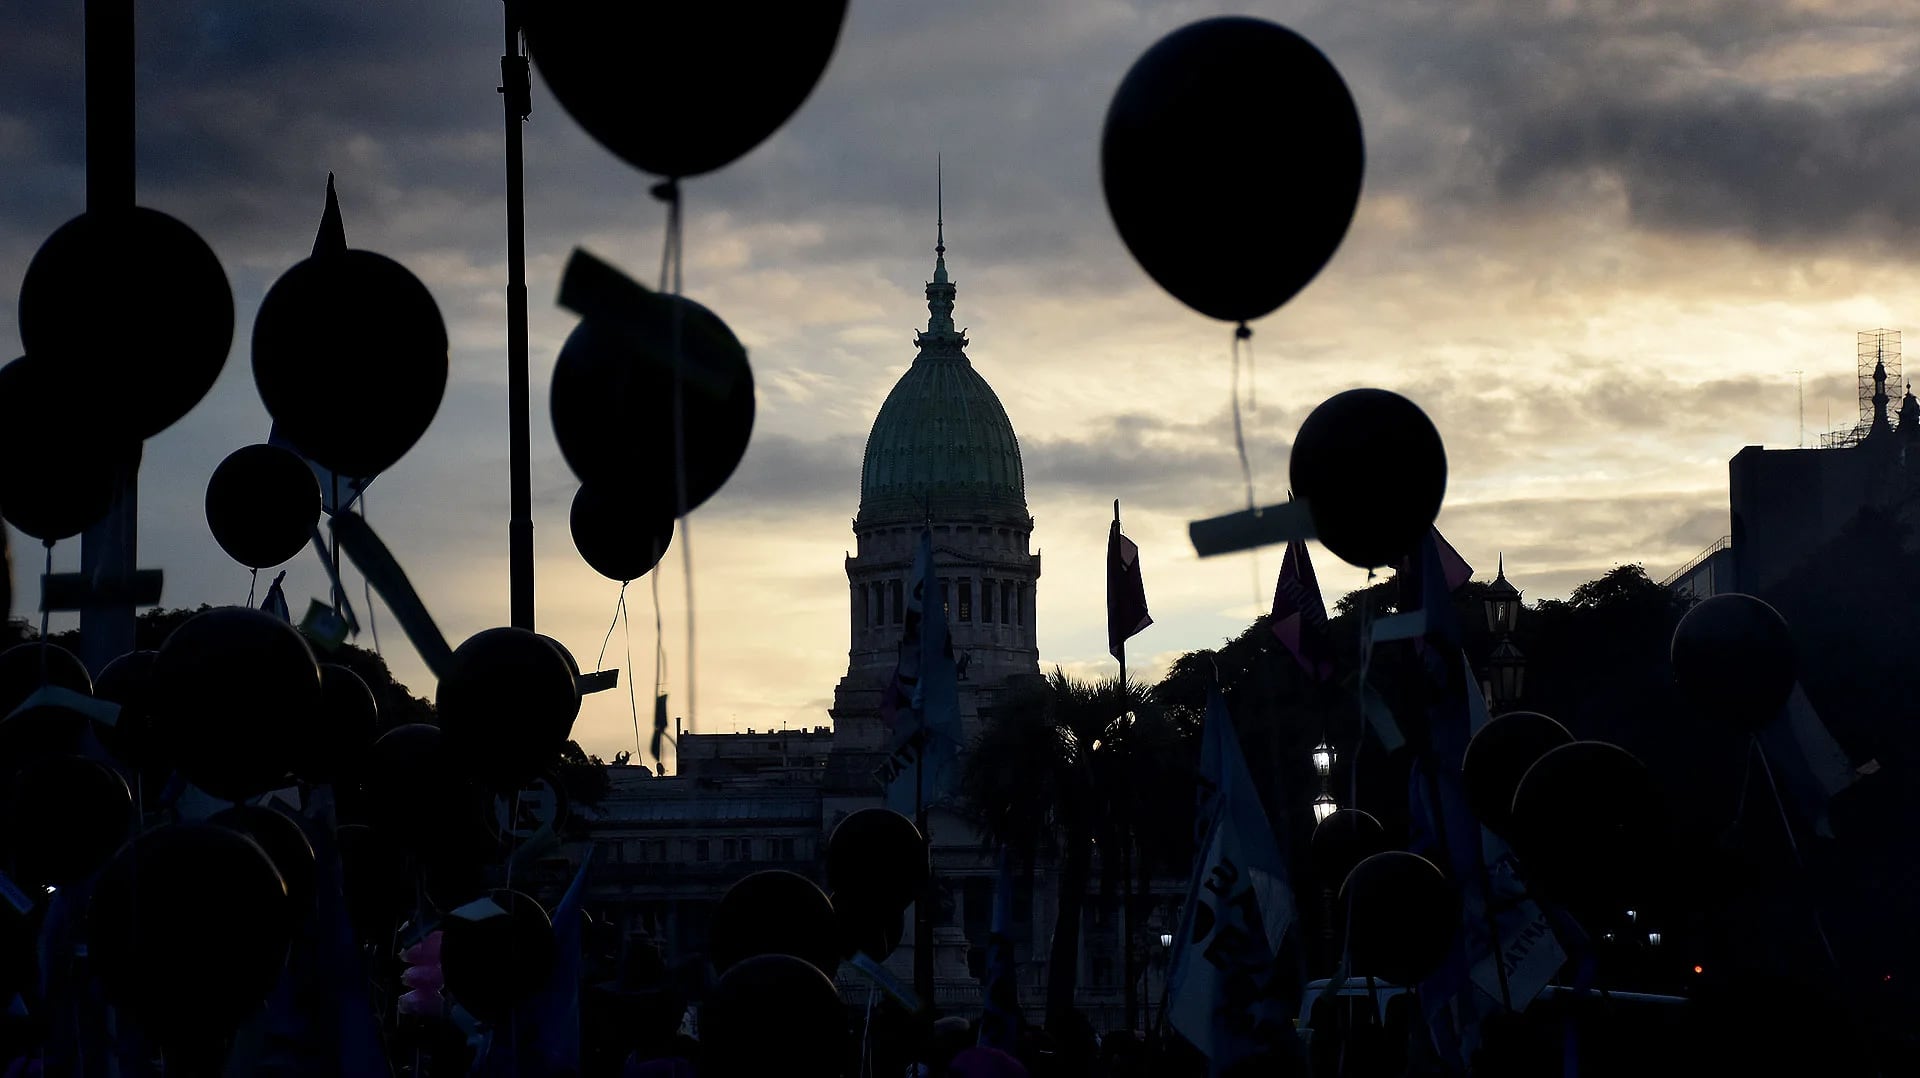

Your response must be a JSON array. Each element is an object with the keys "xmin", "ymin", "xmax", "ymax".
[{"xmin": 857, "ymin": 238, "xmax": 1027, "ymax": 525}]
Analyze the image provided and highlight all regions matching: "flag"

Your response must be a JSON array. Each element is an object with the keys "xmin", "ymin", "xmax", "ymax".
[
  {"xmin": 260, "ymin": 571, "xmax": 291, "ymax": 622},
  {"xmin": 529, "ymin": 849, "xmax": 596, "ymax": 1073},
  {"xmin": 1166, "ymin": 689, "xmax": 1299, "ymax": 1071},
  {"xmin": 1757, "ymin": 685, "xmax": 1858, "ymax": 839},
  {"xmin": 978, "ymin": 846, "xmax": 1020, "ymax": 1051},
  {"xmin": 1431, "ymin": 526, "xmax": 1473, "ymax": 592},
  {"xmin": 877, "ymin": 533, "xmax": 931, "ymax": 733},
  {"xmin": 314, "ymin": 173, "xmax": 347, "ymax": 257},
  {"xmin": 1107, "ymin": 512, "xmax": 1152, "ymax": 661},
  {"xmin": 1269, "ymin": 539, "xmax": 1333, "ymax": 682},
  {"xmin": 881, "ymin": 528, "xmax": 963, "ymax": 816}
]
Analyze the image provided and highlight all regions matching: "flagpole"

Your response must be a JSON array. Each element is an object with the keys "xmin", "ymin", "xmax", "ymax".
[
  {"xmin": 501, "ymin": 0, "xmax": 536, "ymax": 631},
  {"xmin": 914, "ymin": 506, "xmax": 936, "ymax": 1012},
  {"xmin": 1114, "ymin": 499, "xmax": 1140, "ymax": 1035}
]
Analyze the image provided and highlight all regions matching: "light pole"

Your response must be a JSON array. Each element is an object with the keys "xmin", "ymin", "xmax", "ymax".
[
  {"xmin": 1480, "ymin": 555, "xmax": 1526, "ymax": 712},
  {"xmin": 1310, "ymin": 738, "xmax": 1338, "ymax": 822}
]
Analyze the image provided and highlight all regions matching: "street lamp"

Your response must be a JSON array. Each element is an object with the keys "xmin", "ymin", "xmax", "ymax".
[
  {"xmin": 1484, "ymin": 554, "xmax": 1521, "ymax": 634},
  {"xmin": 1311, "ymin": 739, "xmax": 1335, "ymax": 778},
  {"xmin": 1159, "ymin": 932, "xmax": 1174, "ymax": 949},
  {"xmin": 1311, "ymin": 793, "xmax": 1338, "ymax": 824},
  {"xmin": 1485, "ymin": 637, "xmax": 1526, "ymax": 708}
]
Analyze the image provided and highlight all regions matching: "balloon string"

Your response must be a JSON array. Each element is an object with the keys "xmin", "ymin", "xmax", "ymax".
[
  {"xmin": 247, "ymin": 567, "xmax": 258, "ymax": 607},
  {"xmin": 622, "ymin": 587, "xmax": 641, "ymax": 770},
  {"xmin": 1239, "ymin": 322, "xmax": 1255, "ymax": 413},
  {"xmin": 1230, "ymin": 329, "xmax": 1255, "ymax": 512},
  {"xmin": 1753, "ymin": 740, "xmax": 1841, "ymax": 971},
  {"xmin": 596, "ymin": 583, "xmax": 625, "ymax": 673},
  {"xmin": 653, "ymin": 567, "xmax": 669, "ymax": 771}
]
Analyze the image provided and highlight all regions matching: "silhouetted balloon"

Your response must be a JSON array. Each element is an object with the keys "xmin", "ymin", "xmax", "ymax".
[
  {"xmin": 87, "ymin": 823, "xmax": 292, "ymax": 1049},
  {"xmin": 525, "ymin": 3, "xmax": 849, "ymax": 179},
  {"xmin": 204, "ymin": 444, "xmax": 321, "ymax": 568},
  {"xmin": 17, "ymin": 206, "xmax": 233, "ymax": 438},
  {"xmin": 0, "ymin": 706, "xmax": 91, "ymax": 785},
  {"xmin": 0, "ymin": 357, "xmax": 139, "ymax": 542},
  {"xmin": 291, "ymin": 663, "xmax": 380, "ymax": 786},
  {"xmin": 437, "ymin": 628, "xmax": 581, "ymax": 791},
  {"xmin": 570, "ymin": 484, "xmax": 674, "ymax": 583},
  {"xmin": 826, "ymin": 808, "xmax": 926, "ymax": 917},
  {"xmin": 0, "ymin": 642, "xmax": 92, "ymax": 718},
  {"xmin": 1290, "ymin": 389, "xmax": 1447, "ymax": 569},
  {"xmin": 1102, "ymin": 17, "xmax": 1364, "ymax": 324},
  {"xmin": 699, "ymin": 954, "xmax": 849, "ymax": 1078},
  {"xmin": 252, "ymin": 249, "xmax": 447, "ymax": 477},
  {"xmin": 440, "ymin": 889, "xmax": 555, "ymax": 1024},
  {"xmin": 539, "ymin": 635, "xmax": 581, "ymax": 683},
  {"xmin": 93, "ymin": 650, "xmax": 171, "ymax": 810},
  {"xmin": 1508, "ymin": 741, "xmax": 1665, "ymax": 911},
  {"xmin": 6, "ymin": 754, "xmax": 130, "ymax": 886},
  {"xmin": 549, "ymin": 298, "xmax": 755, "ymax": 512},
  {"xmin": 1671, "ymin": 593, "xmax": 1797, "ymax": 732},
  {"xmin": 1339, "ymin": 851, "xmax": 1458, "ymax": 986},
  {"xmin": 335, "ymin": 823, "xmax": 411, "ymax": 944},
  {"xmin": 1463, "ymin": 712, "xmax": 1574, "ymax": 841},
  {"xmin": 710, "ymin": 870, "xmax": 842, "ymax": 977},
  {"xmin": 362, "ymin": 724, "xmax": 490, "ymax": 857},
  {"xmin": 150, "ymin": 607, "xmax": 320, "ymax": 802},
  {"xmin": 833, "ymin": 890, "xmax": 904, "ymax": 962},
  {"xmin": 1309, "ymin": 809, "xmax": 1389, "ymax": 889},
  {"xmin": 210, "ymin": 803, "xmax": 317, "ymax": 927}
]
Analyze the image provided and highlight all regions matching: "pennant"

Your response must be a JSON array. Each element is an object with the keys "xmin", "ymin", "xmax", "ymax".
[
  {"xmin": 260, "ymin": 570, "xmax": 292, "ymax": 623},
  {"xmin": 1270, "ymin": 539, "xmax": 1333, "ymax": 682},
  {"xmin": 1756, "ymin": 684, "xmax": 1857, "ymax": 839},
  {"xmin": 529, "ymin": 849, "xmax": 595, "ymax": 1073},
  {"xmin": 1106, "ymin": 513, "xmax": 1152, "ymax": 661},
  {"xmin": 1431, "ymin": 526, "xmax": 1474, "ymax": 592},
  {"xmin": 1166, "ymin": 689, "xmax": 1300, "ymax": 1070}
]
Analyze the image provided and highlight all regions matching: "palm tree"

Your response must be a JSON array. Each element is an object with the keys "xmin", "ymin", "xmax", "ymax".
[{"xmin": 960, "ymin": 668, "xmax": 1193, "ymax": 1031}]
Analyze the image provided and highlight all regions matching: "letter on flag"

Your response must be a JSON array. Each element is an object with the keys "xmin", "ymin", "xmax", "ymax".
[
  {"xmin": 1107, "ymin": 510, "xmax": 1152, "ymax": 662},
  {"xmin": 1269, "ymin": 540, "xmax": 1333, "ymax": 682}
]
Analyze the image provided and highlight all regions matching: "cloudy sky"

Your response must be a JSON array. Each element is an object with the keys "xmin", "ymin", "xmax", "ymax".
[{"xmin": 4, "ymin": 0, "xmax": 1917, "ymax": 763}]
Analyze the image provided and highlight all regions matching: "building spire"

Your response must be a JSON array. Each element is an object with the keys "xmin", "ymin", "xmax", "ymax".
[
  {"xmin": 933, "ymin": 155, "xmax": 948, "ymax": 285},
  {"xmin": 1871, "ymin": 358, "xmax": 1893, "ymax": 438},
  {"xmin": 917, "ymin": 156, "xmax": 965, "ymax": 356}
]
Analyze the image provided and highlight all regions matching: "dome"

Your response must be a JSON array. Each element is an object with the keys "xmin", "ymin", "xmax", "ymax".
[{"xmin": 857, "ymin": 229, "xmax": 1027, "ymax": 526}]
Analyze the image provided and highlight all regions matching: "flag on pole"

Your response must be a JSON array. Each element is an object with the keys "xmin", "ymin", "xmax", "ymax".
[
  {"xmin": 528, "ymin": 848, "xmax": 596, "ymax": 1073},
  {"xmin": 260, "ymin": 571, "xmax": 291, "ymax": 623},
  {"xmin": 978, "ymin": 845, "xmax": 1020, "ymax": 1051},
  {"xmin": 880, "ymin": 528, "xmax": 962, "ymax": 815},
  {"xmin": 1107, "ymin": 508, "xmax": 1152, "ymax": 661},
  {"xmin": 1166, "ymin": 689, "xmax": 1299, "ymax": 1070},
  {"xmin": 1431, "ymin": 526, "xmax": 1474, "ymax": 592},
  {"xmin": 1269, "ymin": 539, "xmax": 1333, "ymax": 682}
]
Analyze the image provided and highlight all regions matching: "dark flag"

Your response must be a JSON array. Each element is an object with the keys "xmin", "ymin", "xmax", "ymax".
[
  {"xmin": 315, "ymin": 172, "xmax": 346, "ymax": 256},
  {"xmin": 978, "ymin": 845, "xmax": 1020, "ymax": 1051},
  {"xmin": 1269, "ymin": 539, "xmax": 1333, "ymax": 682},
  {"xmin": 1107, "ymin": 512, "xmax": 1152, "ymax": 661},
  {"xmin": 260, "ymin": 571, "xmax": 292, "ymax": 623}
]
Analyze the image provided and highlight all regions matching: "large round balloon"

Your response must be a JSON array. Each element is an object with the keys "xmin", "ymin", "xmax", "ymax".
[
  {"xmin": 252, "ymin": 249, "xmax": 447, "ymax": 477},
  {"xmin": 826, "ymin": 808, "xmax": 927, "ymax": 917},
  {"xmin": 361, "ymin": 723, "xmax": 491, "ymax": 857},
  {"xmin": 204, "ymin": 443, "xmax": 321, "ymax": 568},
  {"xmin": 93, "ymin": 649, "xmax": 170, "ymax": 806},
  {"xmin": 209, "ymin": 803, "xmax": 317, "ymax": 927},
  {"xmin": 709, "ymin": 869, "xmax": 842, "ymax": 977},
  {"xmin": 525, "ymin": 3, "xmax": 849, "ymax": 179},
  {"xmin": 1462, "ymin": 712, "xmax": 1574, "ymax": 841},
  {"xmin": 833, "ymin": 890, "xmax": 904, "ymax": 963},
  {"xmin": 1309, "ymin": 809, "xmax": 1389, "ymax": 890},
  {"xmin": 699, "ymin": 954, "xmax": 849, "ymax": 1078},
  {"xmin": 0, "ymin": 641, "xmax": 92, "ymax": 718},
  {"xmin": 0, "ymin": 357, "xmax": 139, "ymax": 542},
  {"xmin": 1290, "ymin": 389, "xmax": 1447, "ymax": 569},
  {"xmin": 1338, "ymin": 851, "xmax": 1458, "ymax": 986},
  {"xmin": 570, "ymin": 484, "xmax": 674, "ymax": 582},
  {"xmin": 440, "ymin": 889, "xmax": 555, "ymax": 1024},
  {"xmin": 1508, "ymin": 741, "xmax": 1665, "ymax": 910},
  {"xmin": 87, "ymin": 823, "xmax": 292, "ymax": 1048},
  {"xmin": 17, "ymin": 206, "xmax": 234, "ymax": 438},
  {"xmin": 6, "ymin": 754, "xmax": 130, "ymax": 886},
  {"xmin": 1670, "ymin": 593, "xmax": 1797, "ymax": 731},
  {"xmin": 437, "ymin": 628, "xmax": 581, "ymax": 791},
  {"xmin": 292, "ymin": 663, "xmax": 381, "ymax": 787},
  {"xmin": 1102, "ymin": 17, "xmax": 1364, "ymax": 324},
  {"xmin": 549, "ymin": 300, "xmax": 755, "ymax": 512},
  {"xmin": 150, "ymin": 606, "xmax": 321, "ymax": 802}
]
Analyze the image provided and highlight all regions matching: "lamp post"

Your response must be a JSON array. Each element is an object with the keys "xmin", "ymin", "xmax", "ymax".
[
  {"xmin": 1311, "ymin": 793, "xmax": 1338, "ymax": 824},
  {"xmin": 1480, "ymin": 555, "xmax": 1527, "ymax": 712},
  {"xmin": 1311, "ymin": 739, "xmax": 1334, "ymax": 779}
]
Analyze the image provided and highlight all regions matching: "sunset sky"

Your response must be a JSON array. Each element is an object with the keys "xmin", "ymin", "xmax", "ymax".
[{"xmin": 4, "ymin": 1, "xmax": 1916, "ymax": 763}]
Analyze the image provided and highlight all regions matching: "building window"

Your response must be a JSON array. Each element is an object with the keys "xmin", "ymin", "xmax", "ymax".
[
  {"xmin": 695, "ymin": 840, "xmax": 710, "ymax": 862},
  {"xmin": 1092, "ymin": 957, "xmax": 1113, "ymax": 986},
  {"xmin": 1001, "ymin": 582, "xmax": 1012, "ymax": 624},
  {"xmin": 873, "ymin": 584, "xmax": 883, "ymax": 627},
  {"xmin": 958, "ymin": 579, "xmax": 972, "ymax": 622},
  {"xmin": 779, "ymin": 838, "xmax": 796, "ymax": 860},
  {"xmin": 858, "ymin": 584, "xmax": 868, "ymax": 629},
  {"xmin": 980, "ymin": 579, "xmax": 993, "ymax": 623},
  {"xmin": 723, "ymin": 838, "xmax": 737, "ymax": 861},
  {"xmin": 891, "ymin": 580, "xmax": 903, "ymax": 624}
]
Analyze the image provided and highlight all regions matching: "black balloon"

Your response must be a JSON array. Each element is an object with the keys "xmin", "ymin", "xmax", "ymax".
[
  {"xmin": 709, "ymin": 870, "xmax": 842, "ymax": 977},
  {"xmin": 549, "ymin": 299, "xmax": 755, "ymax": 512},
  {"xmin": 833, "ymin": 890, "xmax": 904, "ymax": 963},
  {"xmin": 252, "ymin": 249, "xmax": 447, "ymax": 478},
  {"xmin": 0, "ymin": 641, "xmax": 92, "ymax": 718},
  {"xmin": 205, "ymin": 444, "xmax": 321, "ymax": 568},
  {"xmin": 1309, "ymin": 809, "xmax": 1390, "ymax": 890},
  {"xmin": 93, "ymin": 650, "xmax": 171, "ymax": 809},
  {"xmin": 570, "ymin": 484, "xmax": 674, "ymax": 583},
  {"xmin": 1462, "ymin": 712, "xmax": 1574, "ymax": 841},
  {"xmin": 440, "ymin": 889, "xmax": 555, "ymax": 1024},
  {"xmin": 87, "ymin": 824, "xmax": 292, "ymax": 1048},
  {"xmin": 1290, "ymin": 388, "xmax": 1447, "ymax": 569},
  {"xmin": 1102, "ymin": 17, "xmax": 1363, "ymax": 324},
  {"xmin": 362, "ymin": 724, "xmax": 491, "ymax": 858},
  {"xmin": 1671, "ymin": 593, "xmax": 1797, "ymax": 731},
  {"xmin": 291, "ymin": 663, "xmax": 380, "ymax": 786},
  {"xmin": 699, "ymin": 954, "xmax": 849, "ymax": 1078},
  {"xmin": 1508, "ymin": 741, "xmax": 1665, "ymax": 911},
  {"xmin": 0, "ymin": 357, "xmax": 139, "ymax": 542},
  {"xmin": 17, "ymin": 206, "xmax": 234, "ymax": 439},
  {"xmin": 1339, "ymin": 851, "xmax": 1458, "ymax": 986},
  {"xmin": 6, "ymin": 754, "xmax": 130, "ymax": 886},
  {"xmin": 539, "ymin": 635, "xmax": 582, "ymax": 683},
  {"xmin": 150, "ymin": 606, "xmax": 320, "ymax": 802},
  {"xmin": 826, "ymin": 808, "xmax": 927, "ymax": 917},
  {"xmin": 210, "ymin": 803, "xmax": 317, "ymax": 926},
  {"xmin": 437, "ymin": 628, "xmax": 581, "ymax": 791},
  {"xmin": 525, "ymin": 2, "xmax": 849, "ymax": 179}
]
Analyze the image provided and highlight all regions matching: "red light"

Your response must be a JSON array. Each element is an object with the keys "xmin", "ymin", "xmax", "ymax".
[
  {"xmin": 1692, "ymin": 965, "xmax": 1704, "ymax": 975},
  {"xmin": 1885, "ymin": 974, "xmax": 1893, "ymax": 983}
]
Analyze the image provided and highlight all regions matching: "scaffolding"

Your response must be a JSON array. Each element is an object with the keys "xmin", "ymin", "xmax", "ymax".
[{"xmin": 1818, "ymin": 328, "xmax": 1901, "ymax": 448}]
